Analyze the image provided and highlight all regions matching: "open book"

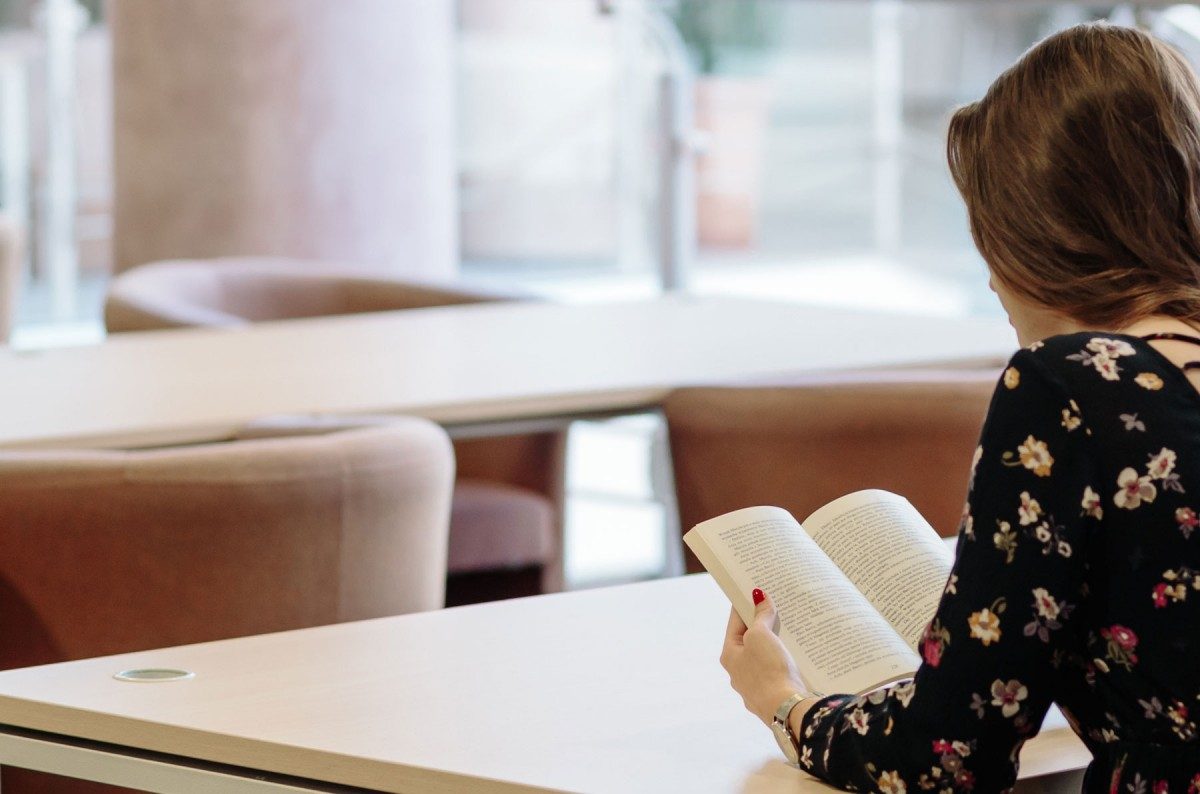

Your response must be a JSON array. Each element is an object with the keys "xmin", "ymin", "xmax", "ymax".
[{"xmin": 684, "ymin": 489, "xmax": 953, "ymax": 697}]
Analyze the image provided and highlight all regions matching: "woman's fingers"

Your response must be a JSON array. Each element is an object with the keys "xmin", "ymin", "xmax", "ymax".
[
  {"xmin": 725, "ymin": 605, "xmax": 748, "ymax": 644},
  {"xmin": 752, "ymin": 590, "xmax": 778, "ymax": 632}
]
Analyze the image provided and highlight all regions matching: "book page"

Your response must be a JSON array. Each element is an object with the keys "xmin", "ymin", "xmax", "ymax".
[
  {"xmin": 685, "ymin": 506, "xmax": 918, "ymax": 696},
  {"xmin": 803, "ymin": 490, "xmax": 953, "ymax": 649}
]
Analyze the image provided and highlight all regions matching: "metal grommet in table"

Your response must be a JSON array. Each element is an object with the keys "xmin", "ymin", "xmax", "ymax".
[{"xmin": 113, "ymin": 668, "xmax": 195, "ymax": 683}]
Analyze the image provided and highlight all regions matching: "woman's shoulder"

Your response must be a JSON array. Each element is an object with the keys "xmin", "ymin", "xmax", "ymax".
[
  {"xmin": 1022, "ymin": 330, "xmax": 1141, "ymax": 359},
  {"xmin": 1004, "ymin": 331, "xmax": 1184, "ymax": 423},
  {"xmin": 1017, "ymin": 331, "xmax": 1174, "ymax": 386}
]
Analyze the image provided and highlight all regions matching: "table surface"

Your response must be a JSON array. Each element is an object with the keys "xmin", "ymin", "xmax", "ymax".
[
  {"xmin": 0, "ymin": 296, "xmax": 1016, "ymax": 450},
  {"xmin": 0, "ymin": 575, "xmax": 1090, "ymax": 794}
]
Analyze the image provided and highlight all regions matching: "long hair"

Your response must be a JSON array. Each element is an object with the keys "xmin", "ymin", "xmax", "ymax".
[{"xmin": 948, "ymin": 22, "xmax": 1200, "ymax": 327}]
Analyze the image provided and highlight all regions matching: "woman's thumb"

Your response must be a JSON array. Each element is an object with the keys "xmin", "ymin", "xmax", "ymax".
[{"xmin": 751, "ymin": 588, "xmax": 776, "ymax": 627}]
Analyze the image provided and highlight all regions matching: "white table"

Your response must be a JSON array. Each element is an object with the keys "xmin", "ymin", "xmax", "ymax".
[
  {"xmin": 0, "ymin": 296, "xmax": 1015, "ymax": 449},
  {"xmin": 0, "ymin": 575, "xmax": 1088, "ymax": 793}
]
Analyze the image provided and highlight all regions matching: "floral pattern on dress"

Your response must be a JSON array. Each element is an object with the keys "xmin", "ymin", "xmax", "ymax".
[
  {"xmin": 1017, "ymin": 492, "xmax": 1042, "ymax": 525},
  {"xmin": 1062, "ymin": 399, "xmax": 1084, "ymax": 432},
  {"xmin": 794, "ymin": 334, "xmax": 1200, "ymax": 793},
  {"xmin": 1116, "ymin": 467, "xmax": 1158, "ymax": 510},
  {"xmin": 993, "ymin": 520, "xmax": 1018, "ymax": 564},
  {"xmin": 968, "ymin": 601, "xmax": 1004, "ymax": 646},
  {"xmin": 1138, "ymin": 696, "xmax": 1199, "ymax": 741},
  {"xmin": 1100, "ymin": 624, "xmax": 1140, "ymax": 670},
  {"xmin": 918, "ymin": 739, "xmax": 977, "ymax": 792},
  {"xmin": 1082, "ymin": 486, "xmax": 1104, "ymax": 520},
  {"xmin": 1002, "ymin": 436, "xmax": 1054, "ymax": 477},
  {"xmin": 1027, "ymin": 515, "xmax": 1072, "ymax": 558},
  {"xmin": 1153, "ymin": 567, "xmax": 1200, "ymax": 609},
  {"xmin": 988, "ymin": 678, "xmax": 1028, "ymax": 719},
  {"xmin": 1114, "ymin": 448, "xmax": 1185, "ymax": 510},
  {"xmin": 1150, "ymin": 448, "xmax": 1186, "ymax": 495},
  {"xmin": 1136, "ymin": 372, "xmax": 1165, "ymax": 390},
  {"xmin": 1178, "ymin": 507, "xmax": 1200, "ymax": 540},
  {"xmin": 1024, "ymin": 588, "xmax": 1073, "ymax": 643},
  {"xmin": 1067, "ymin": 337, "xmax": 1136, "ymax": 380},
  {"xmin": 1121, "ymin": 413, "xmax": 1147, "ymax": 432},
  {"xmin": 921, "ymin": 619, "xmax": 951, "ymax": 668}
]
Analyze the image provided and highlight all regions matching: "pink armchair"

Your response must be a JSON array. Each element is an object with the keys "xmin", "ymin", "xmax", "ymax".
[
  {"xmin": 664, "ymin": 369, "xmax": 1000, "ymax": 573},
  {"xmin": 104, "ymin": 257, "xmax": 567, "ymax": 603},
  {"xmin": 0, "ymin": 418, "xmax": 454, "ymax": 794}
]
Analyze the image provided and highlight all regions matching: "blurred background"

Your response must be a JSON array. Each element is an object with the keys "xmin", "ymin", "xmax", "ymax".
[{"xmin": 2, "ymin": 0, "xmax": 1194, "ymax": 586}]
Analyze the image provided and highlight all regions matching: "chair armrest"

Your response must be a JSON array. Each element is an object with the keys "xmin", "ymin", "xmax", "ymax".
[
  {"xmin": 104, "ymin": 295, "xmax": 246, "ymax": 333},
  {"xmin": 340, "ymin": 275, "xmax": 541, "ymax": 311},
  {"xmin": 233, "ymin": 414, "xmax": 403, "ymax": 442}
]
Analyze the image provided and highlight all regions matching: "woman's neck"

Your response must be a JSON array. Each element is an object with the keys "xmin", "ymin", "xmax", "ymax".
[
  {"xmin": 1117, "ymin": 315, "xmax": 1200, "ymax": 338},
  {"xmin": 1116, "ymin": 315, "xmax": 1200, "ymax": 380}
]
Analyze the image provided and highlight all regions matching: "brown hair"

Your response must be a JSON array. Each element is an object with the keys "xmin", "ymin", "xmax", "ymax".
[{"xmin": 948, "ymin": 22, "xmax": 1200, "ymax": 328}]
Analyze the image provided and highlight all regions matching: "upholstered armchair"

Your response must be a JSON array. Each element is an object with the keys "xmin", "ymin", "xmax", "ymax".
[
  {"xmin": 104, "ymin": 257, "xmax": 567, "ymax": 603},
  {"xmin": 0, "ymin": 418, "xmax": 454, "ymax": 794},
  {"xmin": 664, "ymin": 369, "xmax": 1001, "ymax": 573},
  {"xmin": 102, "ymin": 257, "xmax": 529, "ymax": 331},
  {"xmin": 235, "ymin": 414, "xmax": 566, "ymax": 603}
]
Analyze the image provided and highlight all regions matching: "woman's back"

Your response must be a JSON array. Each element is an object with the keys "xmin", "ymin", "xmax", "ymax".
[
  {"xmin": 1039, "ymin": 334, "xmax": 1200, "ymax": 758},
  {"xmin": 792, "ymin": 334, "xmax": 1200, "ymax": 792},
  {"xmin": 718, "ymin": 22, "xmax": 1200, "ymax": 793}
]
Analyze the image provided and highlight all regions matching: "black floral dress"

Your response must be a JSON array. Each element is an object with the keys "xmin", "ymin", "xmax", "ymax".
[{"xmin": 797, "ymin": 332, "xmax": 1200, "ymax": 793}]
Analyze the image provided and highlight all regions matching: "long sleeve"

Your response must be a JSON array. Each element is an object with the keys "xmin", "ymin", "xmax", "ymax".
[{"xmin": 796, "ymin": 347, "xmax": 1098, "ymax": 792}]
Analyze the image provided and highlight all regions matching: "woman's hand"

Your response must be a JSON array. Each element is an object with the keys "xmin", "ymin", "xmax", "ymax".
[{"xmin": 720, "ymin": 589, "xmax": 808, "ymax": 726}]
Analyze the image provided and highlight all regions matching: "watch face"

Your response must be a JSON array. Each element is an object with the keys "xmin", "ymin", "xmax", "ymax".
[{"xmin": 771, "ymin": 721, "xmax": 800, "ymax": 764}]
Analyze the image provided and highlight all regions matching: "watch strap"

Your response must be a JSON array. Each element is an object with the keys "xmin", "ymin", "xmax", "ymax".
[
  {"xmin": 776, "ymin": 689, "xmax": 823, "ymax": 723},
  {"xmin": 770, "ymin": 691, "xmax": 813, "ymax": 765},
  {"xmin": 773, "ymin": 691, "xmax": 811, "ymax": 726}
]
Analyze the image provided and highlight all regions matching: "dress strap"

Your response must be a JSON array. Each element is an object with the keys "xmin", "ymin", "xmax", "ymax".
[
  {"xmin": 1140, "ymin": 333, "xmax": 1200, "ymax": 372},
  {"xmin": 1140, "ymin": 331, "xmax": 1200, "ymax": 347}
]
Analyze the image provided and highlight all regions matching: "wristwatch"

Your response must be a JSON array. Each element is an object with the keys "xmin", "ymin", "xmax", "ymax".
[{"xmin": 770, "ymin": 691, "xmax": 813, "ymax": 764}]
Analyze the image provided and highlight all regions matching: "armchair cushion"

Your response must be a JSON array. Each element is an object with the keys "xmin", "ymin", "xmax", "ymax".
[
  {"xmin": 665, "ymin": 368, "xmax": 1000, "ymax": 573},
  {"xmin": 449, "ymin": 481, "xmax": 556, "ymax": 573},
  {"xmin": 104, "ymin": 256, "xmax": 537, "ymax": 332}
]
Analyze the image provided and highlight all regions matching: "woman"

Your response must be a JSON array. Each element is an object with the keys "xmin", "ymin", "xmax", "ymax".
[{"xmin": 721, "ymin": 22, "xmax": 1200, "ymax": 792}]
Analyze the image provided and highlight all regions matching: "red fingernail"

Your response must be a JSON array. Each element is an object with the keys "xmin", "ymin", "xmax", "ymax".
[{"xmin": 752, "ymin": 588, "xmax": 765, "ymax": 605}]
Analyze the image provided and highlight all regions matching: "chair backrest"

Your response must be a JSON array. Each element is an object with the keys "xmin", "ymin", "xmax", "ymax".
[
  {"xmin": 0, "ymin": 419, "xmax": 454, "ymax": 670},
  {"xmin": 238, "ymin": 413, "xmax": 570, "ymax": 593},
  {"xmin": 664, "ymin": 369, "xmax": 1000, "ymax": 572},
  {"xmin": 104, "ymin": 256, "xmax": 525, "ymax": 332}
]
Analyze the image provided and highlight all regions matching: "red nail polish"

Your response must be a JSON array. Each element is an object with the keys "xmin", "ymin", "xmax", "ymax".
[{"xmin": 752, "ymin": 588, "xmax": 765, "ymax": 605}]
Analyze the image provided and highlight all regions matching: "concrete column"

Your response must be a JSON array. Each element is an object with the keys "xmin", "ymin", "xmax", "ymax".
[{"xmin": 110, "ymin": 0, "xmax": 457, "ymax": 277}]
